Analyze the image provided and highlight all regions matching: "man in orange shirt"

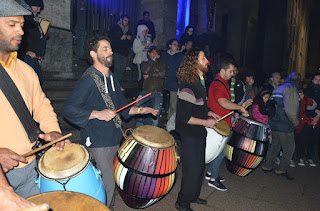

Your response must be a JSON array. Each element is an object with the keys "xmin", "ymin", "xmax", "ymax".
[{"xmin": 0, "ymin": 0, "xmax": 70, "ymax": 209}]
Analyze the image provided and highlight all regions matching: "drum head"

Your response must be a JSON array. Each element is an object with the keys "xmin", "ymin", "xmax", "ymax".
[
  {"xmin": 239, "ymin": 116, "xmax": 270, "ymax": 129},
  {"xmin": 27, "ymin": 191, "xmax": 109, "ymax": 211},
  {"xmin": 38, "ymin": 144, "xmax": 90, "ymax": 180},
  {"xmin": 133, "ymin": 125, "xmax": 175, "ymax": 148},
  {"xmin": 213, "ymin": 120, "xmax": 230, "ymax": 136}
]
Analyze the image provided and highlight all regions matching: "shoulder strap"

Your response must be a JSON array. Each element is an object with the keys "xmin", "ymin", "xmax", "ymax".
[
  {"xmin": 213, "ymin": 78, "xmax": 231, "ymax": 100},
  {"xmin": 0, "ymin": 64, "xmax": 40, "ymax": 143},
  {"xmin": 83, "ymin": 71, "xmax": 122, "ymax": 129}
]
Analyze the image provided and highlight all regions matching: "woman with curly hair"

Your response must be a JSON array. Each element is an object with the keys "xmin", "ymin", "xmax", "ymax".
[{"xmin": 175, "ymin": 49, "xmax": 219, "ymax": 211}]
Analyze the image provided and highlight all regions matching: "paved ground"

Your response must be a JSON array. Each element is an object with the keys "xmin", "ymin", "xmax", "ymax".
[{"xmin": 114, "ymin": 160, "xmax": 320, "ymax": 211}]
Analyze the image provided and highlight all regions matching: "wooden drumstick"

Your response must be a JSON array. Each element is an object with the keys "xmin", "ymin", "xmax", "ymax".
[
  {"xmin": 22, "ymin": 133, "xmax": 72, "ymax": 158},
  {"xmin": 19, "ymin": 203, "xmax": 50, "ymax": 211},
  {"xmin": 217, "ymin": 111, "xmax": 234, "ymax": 122}
]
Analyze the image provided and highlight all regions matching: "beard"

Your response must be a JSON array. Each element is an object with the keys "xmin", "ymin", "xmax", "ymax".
[
  {"xmin": 97, "ymin": 54, "xmax": 113, "ymax": 68},
  {"xmin": 199, "ymin": 64, "xmax": 208, "ymax": 74}
]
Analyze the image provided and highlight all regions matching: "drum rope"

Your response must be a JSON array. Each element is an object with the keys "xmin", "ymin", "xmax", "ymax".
[{"xmin": 55, "ymin": 178, "xmax": 72, "ymax": 191}]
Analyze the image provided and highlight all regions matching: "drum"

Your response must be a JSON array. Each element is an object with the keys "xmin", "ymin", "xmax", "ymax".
[
  {"xmin": 205, "ymin": 120, "xmax": 230, "ymax": 164},
  {"xmin": 36, "ymin": 144, "xmax": 106, "ymax": 204},
  {"xmin": 27, "ymin": 191, "xmax": 109, "ymax": 211},
  {"xmin": 114, "ymin": 125, "xmax": 178, "ymax": 209},
  {"xmin": 225, "ymin": 116, "xmax": 270, "ymax": 176}
]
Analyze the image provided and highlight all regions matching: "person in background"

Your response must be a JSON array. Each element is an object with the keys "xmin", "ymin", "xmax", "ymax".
[
  {"xmin": 137, "ymin": 11, "xmax": 155, "ymax": 42},
  {"xmin": 181, "ymin": 40, "xmax": 193, "ymax": 55},
  {"xmin": 252, "ymin": 89, "xmax": 275, "ymax": 124},
  {"xmin": 108, "ymin": 13, "xmax": 132, "ymax": 83},
  {"xmin": 262, "ymin": 72, "xmax": 301, "ymax": 180},
  {"xmin": 180, "ymin": 26, "xmax": 194, "ymax": 47},
  {"xmin": 133, "ymin": 24, "xmax": 151, "ymax": 90},
  {"xmin": 19, "ymin": 0, "xmax": 45, "ymax": 85},
  {"xmin": 295, "ymin": 89, "xmax": 319, "ymax": 167},
  {"xmin": 135, "ymin": 46, "xmax": 166, "ymax": 127},
  {"xmin": 263, "ymin": 72, "xmax": 281, "ymax": 93},
  {"xmin": 161, "ymin": 39, "xmax": 183, "ymax": 120}
]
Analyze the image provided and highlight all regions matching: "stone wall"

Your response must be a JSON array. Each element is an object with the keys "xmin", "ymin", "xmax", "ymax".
[
  {"xmin": 140, "ymin": 0, "xmax": 177, "ymax": 50},
  {"xmin": 40, "ymin": 0, "xmax": 71, "ymax": 30}
]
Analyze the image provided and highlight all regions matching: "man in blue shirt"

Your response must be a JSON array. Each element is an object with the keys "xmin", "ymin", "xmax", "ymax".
[{"xmin": 62, "ymin": 35, "xmax": 157, "ymax": 210}]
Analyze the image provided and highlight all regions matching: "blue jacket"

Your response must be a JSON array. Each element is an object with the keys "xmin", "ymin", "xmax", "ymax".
[
  {"xmin": 62, "ymin": 66, "xmax": 130, "ymax": 147},
  {"xmin": 268, "ymin": 81, "xmax": 300, "ymax": 132},
  {"xmin": 161, "ymin": 51, "xmax": 183, "ymax": 91}
]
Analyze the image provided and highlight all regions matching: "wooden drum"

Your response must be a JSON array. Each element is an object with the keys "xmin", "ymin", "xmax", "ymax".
[
  {"xmin": 27, "ymin": 191, "xmax": 109, "ymax": 211},
  {"xmin": 226, "ymin": 116, "xmax": 270, "ymax": 176},
  {"xmin": 113, "ymin": 125, "xmax": 178, "ymax": 209}
]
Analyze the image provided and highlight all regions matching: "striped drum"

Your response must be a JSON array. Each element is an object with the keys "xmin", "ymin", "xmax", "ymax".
[
  {"xmin": 114, "ymin": 125, "xmax": 178, "ymax": 209},
  {"xmin": 226, "ymin": 116, "xmax": 270, "ymax": 176}
]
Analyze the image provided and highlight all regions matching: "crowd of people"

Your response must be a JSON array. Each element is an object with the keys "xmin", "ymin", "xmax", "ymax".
[{"xmin": 0, "ymin": 1, "xmax": 319, "ymax": 211}]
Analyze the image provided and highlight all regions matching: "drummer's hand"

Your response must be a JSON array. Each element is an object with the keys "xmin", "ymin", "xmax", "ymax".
[
  {"xmin": 39, "ymin": 132, "xmax": 72, "ymax": 151},
  {"xmin": 242, "ymin": 99, "xmax": 253, "ymax": 109},
  {"xmin": 0, "ymin": 185, "xmax": 35, "ymax": 210},
  {"xmin": 239, "ymin": 106, "xmax": 249, "ymax": 117},
  {"xmin": 205, "ymin": 119, "xmax": 218, "ymax": 128},
  {"xmin": 139, "ymin": 107, "xmax": 159, "ymax": 116},
  {"xmin": 0, "ymin": 148, "xmax": 28, "ymax": 173},
  {"xmin": 207, "ymin": 111, "xmax": 221, "ymax": 120},
  {"xmin": 90, "ymin": 109, "xmax": 116, "ymax": 122}
]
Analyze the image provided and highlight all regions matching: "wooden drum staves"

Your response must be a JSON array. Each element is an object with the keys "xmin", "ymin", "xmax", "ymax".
[
  {"xmin": 114, "ymin": 125, "xmax": 178, "ymax": 209},
  {"xmin": 225, "ymin": 116, "xmax": 271, "ymax": 176}
]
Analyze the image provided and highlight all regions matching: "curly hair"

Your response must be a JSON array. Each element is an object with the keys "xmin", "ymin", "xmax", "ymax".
[
  {"xmin": 177, "ymin": 48, "xmax": 202, "ymax": 84},
  {"xmin": 85, "ymin": 35, "xmax": 111, "ymax": 64}
]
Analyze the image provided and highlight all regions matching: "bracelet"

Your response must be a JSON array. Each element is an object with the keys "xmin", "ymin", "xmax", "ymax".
[{"xmin": 138, "ymin": 107, "xmax": 142, "ymax": 114}]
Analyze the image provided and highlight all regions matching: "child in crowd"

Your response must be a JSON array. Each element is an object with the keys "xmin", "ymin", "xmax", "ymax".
[{"xmin": 252, "ymin": 89, "xmax": 275, "ymax": 124}]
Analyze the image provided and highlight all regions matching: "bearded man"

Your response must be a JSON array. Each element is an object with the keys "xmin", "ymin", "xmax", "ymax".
[
  {"xmin": 62, "ymin": 35, "xmax": 158, "ymax": 210},
  {"xmin": 175, "ymin": 49, "xmax": 220, "ymax": 211}
]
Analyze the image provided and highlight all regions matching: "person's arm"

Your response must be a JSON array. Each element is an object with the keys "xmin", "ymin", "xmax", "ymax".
[
  {"xmin": 283, "ymin": 87, "xmax": 300, "ymax": 127},
  {"xmin": 0, "ymin": 164, "xmax": 35, "ymax": 210},
  {"xmin": 218, "ymin": 98, "xmax": 249, "ymax": 116},
  {"xmin": 128, "ymin": 106, "xmax": 158, "ymax": 116},
  {"xmin": 133, "ymin": 38, "xmax": 148, "ymax": 54}
]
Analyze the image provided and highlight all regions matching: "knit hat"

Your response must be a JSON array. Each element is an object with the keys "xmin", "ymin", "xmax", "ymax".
[
  {"xmin": 0, "ymin": 0, "xmax": 31, "ymax": 17},
  {"xmin": 25, "ymin": 0, "xmax": 44, "ymax": 10}
]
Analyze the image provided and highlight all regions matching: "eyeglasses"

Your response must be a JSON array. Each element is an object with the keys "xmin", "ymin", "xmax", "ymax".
[{"xmin": 171, "ymin": 44, "xmax": 179, "ymax": 47}]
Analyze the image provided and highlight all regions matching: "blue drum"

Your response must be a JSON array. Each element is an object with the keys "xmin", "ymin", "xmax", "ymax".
[{"xmin": 35, "ymin": 144, "xmax": 106, "ymax": 204}]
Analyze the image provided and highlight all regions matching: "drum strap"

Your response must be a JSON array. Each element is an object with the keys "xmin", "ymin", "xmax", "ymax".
[
  {"xmin": 0, "ymin": 64, "xmax": 40, "ymax": 143},
  {"xmin": 213, "ymin": 79, "xmax": 231, "ymax": 100}
]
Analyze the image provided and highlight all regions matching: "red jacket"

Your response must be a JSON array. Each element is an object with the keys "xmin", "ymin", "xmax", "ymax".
[{"xmin": 296, "ymin": 95, "xmax": 319, "ymax": 133}]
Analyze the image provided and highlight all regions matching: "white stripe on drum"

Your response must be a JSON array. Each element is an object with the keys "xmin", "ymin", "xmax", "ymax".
[{"xmin": 119, "ymin": 166, "xmax": 128, "ymax": 190}]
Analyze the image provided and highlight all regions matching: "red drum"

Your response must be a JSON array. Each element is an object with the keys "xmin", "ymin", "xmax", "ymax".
[
  {"xmin": 113, "ymin": 126, "xmax": 178, "ymax": 209},
  {"xmin": 226, "ymin": 116, "xmax": 270, "ymax": 176}
]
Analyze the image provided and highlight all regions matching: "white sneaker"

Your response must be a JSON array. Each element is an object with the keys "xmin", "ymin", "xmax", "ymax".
[
  {"xmin": 298, "ymin": 158, "xmax": 306, "ymax": 166},
  {"xmin": 306, "ymin": 159, "xmax": 317, "ymax": 167},
  {"xmin": 289, "ymin": 160, "xmax": 295, "ymax": 167},
  {"xmin": 275, "ymin": 157, "xmax": 280, "ymax": 164}
]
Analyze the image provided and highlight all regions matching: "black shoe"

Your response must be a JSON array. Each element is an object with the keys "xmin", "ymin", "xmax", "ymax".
[
  {"xmin": 175, "ymin": 202, "xmax": 193, "ymax": 211},
  {"xmin": 208, "ymin": 179, "xmax": 227, "ymax": 191},
  {"xmin": 276, "ymin": 172, "xmax": 294, "ymax": 180},
  {"xmin": 217, "ymin": 176, "xmax": 225, "ymax": 182},
  {"xmin": 262, "ymin": 167, "xmax": 274, "ymax": 174},
  {"xmin": 205, "ymin": 172, "xmax": 225, "ymax": 182},
  {"xmin": 191, "ymin": 198, "xmax": 207, "ymax": 205}
]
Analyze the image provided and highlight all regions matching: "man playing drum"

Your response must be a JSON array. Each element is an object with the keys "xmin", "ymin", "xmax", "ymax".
[
  {"xmin": 206, "ymin": 58, "xmax": 250, "ymax": 191},
  {"xmin": 175, "ymin": 49, "xmax": 220, "ymax": 211},
  {"xmin": 62, "ymin": 35, "xmax": 158, "ymax": 210},
  {"xmin": 0, "ymin": 0, "xmax": 71, "ymax": 209}
]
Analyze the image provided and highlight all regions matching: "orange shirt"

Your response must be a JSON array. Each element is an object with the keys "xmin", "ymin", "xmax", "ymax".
[{"xmin": 0, "ymin": 52, "xmax": 61, "ymax": 168}]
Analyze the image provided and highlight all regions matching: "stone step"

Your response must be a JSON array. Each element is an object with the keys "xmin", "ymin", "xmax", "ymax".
[
  {"xmin": 44, "ymin": 89, "xmax": 73, "ymax": 99},
  {"xmin": 42, "ymin": 79, "xmax": 77, "ymax": 90}
]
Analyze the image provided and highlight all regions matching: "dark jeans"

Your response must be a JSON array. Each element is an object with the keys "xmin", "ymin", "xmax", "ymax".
[
  {"xmin": 135, "ymin": 91, "xmax": 163, "ymax": 127},
  {"xmin": 24, "ymin": 55, "xmax": 43, "ymax": 85},
  {"xmin": 113, "ymin": 53, "xmax": 127, "ymax": 82},
  {"xmin": 295, "ymin": 124, "xmax": 317, "ymax": 160},
  {"xmin": 177, "ymin": 135, "xmax": 205, "ymax": 207}
]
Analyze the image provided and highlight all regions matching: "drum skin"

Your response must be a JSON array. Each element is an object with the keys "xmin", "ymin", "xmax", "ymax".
[
  {"xmin": 114, "ymin": 126, "xmax": 178, "ymax": 209},
  {"xmin": 36, "ymin": 144, "xmax": 106, "ymax": 204},
  {"xmin": 27, "ymin": 191, "xmax": 109, "ymax": 211},
  {"xmin": 226, "ymin": 117, "xmax": 270, "ymax": 177}
]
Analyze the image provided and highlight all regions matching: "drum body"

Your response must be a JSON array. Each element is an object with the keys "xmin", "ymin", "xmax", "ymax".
[
  {"xmin": 27, "ymin": 191, "xmax": 109, "ymax": 211},
  {"xmin": 205, "ymin": 120, "xmax": 230, "ymax": 164},
  {"xmin": 114, "ymin": 125, "xmax": 178, "ymax": 209},
  {"xmin": 36, "ymin": 144, "xmax": 106, "ymax": 204},
  {"xmin": 226, "ymin": 116, "xmax": 270, "ymax": 176}
]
